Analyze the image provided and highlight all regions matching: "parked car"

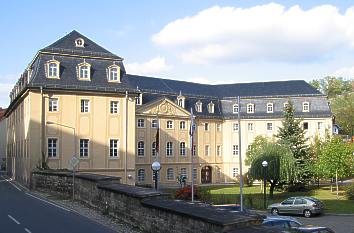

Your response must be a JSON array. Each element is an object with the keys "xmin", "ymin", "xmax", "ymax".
[
  {"xmin": 287, "ymin": 226, "xmax": 335, "ymax": 233},
  {"xmin": 262, "ymin": 216, "xmax": 302, "ymax": 229},
  {"xmin": 267, "ymin": 197, "xmax": 324, "ymax": 218}
]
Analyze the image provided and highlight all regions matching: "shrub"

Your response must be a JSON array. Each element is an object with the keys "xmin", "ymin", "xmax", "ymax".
[
  {"xmin": 286, "ymin": 183, "xmax": 308, "ymax": 192},
  {"xmin": 346, "ymin": 184, "xmax": 354, "ymax": 200}
]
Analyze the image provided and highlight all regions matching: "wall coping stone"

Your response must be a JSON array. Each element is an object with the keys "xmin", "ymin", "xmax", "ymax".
[
  {"xmin": 98, "ymin": 183, "xmax": 170, "ymax": 199},
  {"xmin": 32, "ymin": 171, "xmax": 121, "ymax": 183},
  {"xmin": 141, "ymin": 199, "xmax": 262, "ymax": 227}
]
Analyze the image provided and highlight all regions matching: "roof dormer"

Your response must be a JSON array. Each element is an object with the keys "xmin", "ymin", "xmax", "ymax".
[
  {"xmin": 107, "ymin": 64, "xmax": 121, "ymax": 83},
  {"xmin": 77, "ymin": 61, "xmax": 91, "ymax": 81},
  {"xmin": 177, "ymin": 91, "xmax": 185, "ymax": 108},
  {"xmin": 208, "ymin": 101, "xmax": 214, "ymax": 113},
  {"xmin": 45, "ymin": 59, "xmax": 60, "ymax": 79},
  {"xmin": 195, "ymin": 100, "xmax": 202, "ymax": 113},
  {"xmin": 75, "ymin": 38, "xmax": 85, "ymax": 47}
]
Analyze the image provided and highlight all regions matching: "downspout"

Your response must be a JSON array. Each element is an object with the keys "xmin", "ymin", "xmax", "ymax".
[
  {"xmin": 40, "ymin": 86, "xmax": 45, "ymax": 168},
  {"xmin": 124, "ymin": 91, "xmax": 128, "ymax": 184}
]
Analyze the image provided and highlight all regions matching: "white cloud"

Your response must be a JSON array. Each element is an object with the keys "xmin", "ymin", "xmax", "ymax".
[
  {"xmin": 125, "ymin": 56, "xmax": 171, "ymax": 76},
  {"xmin": 333, "ymin": 66, "xmax": 354, "ymax": 78},
  {"xmin": 152, "ymin": 3, "xmax": 354, "ymax": 64}
]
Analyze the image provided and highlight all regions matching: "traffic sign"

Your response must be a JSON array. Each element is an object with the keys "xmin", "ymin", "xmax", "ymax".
[{"xmin": 69, "ymin": 156, "xmax": 80, "ymax": 168}]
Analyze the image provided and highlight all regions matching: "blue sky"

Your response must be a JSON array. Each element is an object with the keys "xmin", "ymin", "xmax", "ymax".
[{"xmin": 1, "ymin": 0, "xmax": 354, "ymax": 107}]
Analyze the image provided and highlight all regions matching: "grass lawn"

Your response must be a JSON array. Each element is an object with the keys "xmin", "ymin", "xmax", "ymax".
[{"xmin": 198, "ymin": 185, "xmax": 354, "ymax": 214}]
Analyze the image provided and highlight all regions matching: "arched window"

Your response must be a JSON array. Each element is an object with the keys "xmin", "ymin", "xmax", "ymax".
[
  {"xmin": 137, "ymin": 169, "xmax": 145, "ymax": 182},
  {"xmin": 167, "ymin": 168, "xmax": 174, "ymax": 180},
  {"xmin": 46, "ymin": 60, "xmax": 60, "ymax": 79},
  {"xmin": 137, "ymin": 141, "xmax": 145, "ymax": 157},
  {"xmin": 208, "ymin": 102, "xmax": 214, "ymax": 113},
  {"xmin": 107, "ymin": 65, "xmax": 121, "ymax": 82},
  {"xmin": 232, "ymin": 104, "xmax": 239, "ymax": 114},
  {"xmin": 77, "ymin": 62, "xmax": 91, "ymax": 80},
  {"xmin": 195, "ymin": 101, "xmax": 202, "ymax": 112},
  {"xmin": 247, "ymin": 103, "xmax": 255, "ymax": 113}
]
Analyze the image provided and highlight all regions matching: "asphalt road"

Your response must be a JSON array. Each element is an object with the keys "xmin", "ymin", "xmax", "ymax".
[
  {"xmin": 0, "ymin": 175, "xmax": 117, "ymax": 233},
  {"xmin": 298, "ymin": 215, "xmax": 354, "ymax": 233}
]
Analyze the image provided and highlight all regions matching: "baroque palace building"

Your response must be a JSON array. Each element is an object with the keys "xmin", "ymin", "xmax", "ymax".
[{"xmin": 5, "ymin": 31, "xmax": 332, "ymax": 186}]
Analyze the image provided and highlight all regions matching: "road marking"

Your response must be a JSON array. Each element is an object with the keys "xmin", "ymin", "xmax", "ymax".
[
  {"xmin": 0, "ymin": 176, "xmax": 22, "ymax": 191},
  {"xmin": 24, "ymin": 228, "xmax": 32, "ymax": 233},
  {"xmin": 8, "ymin": 215, "xmax": 20, "ymax": 225},
  {"xmin": 25, "ymin": 193, "xmax": 71, "ymax": 212}
]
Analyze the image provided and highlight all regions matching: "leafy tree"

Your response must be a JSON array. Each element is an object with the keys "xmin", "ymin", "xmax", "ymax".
[
  {"xmin": 249, "ymin": 142, "xmax": 296, "ymax": 198},
  {"xmin": 318, "ymin": 136, "xmax": 354, "ymax": 199},
  {"xmin": 331, "ymin": 92, "xmax": 354, "ymax": 135},
  {"xmin": 309, "ymin": 76, "xmax": 353, "ymax": 98},
  {"xmin": 276, "ymin": 100, "xmax": 309, "ymax": 182},
  {"xmin": 245, "ymin": 136, "xmax": 269, "ymax": 166}
]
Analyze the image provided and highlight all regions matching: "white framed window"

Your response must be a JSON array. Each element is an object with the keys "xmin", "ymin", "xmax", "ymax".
[
  {"xmin": 167, "ymin": 168, "xmax": 174, "ymax": 180},
  {"xmin": 232, "ymin": 145, "xmax": 239, "ymax": 156},
  {"xmin": 216, "ymin": 123, "xmax": 221, "ymax": 132},
  {"xmin": 137, "ymin": 119, "xmax": 145, "ymax": 128},
  {"xmin": 137, "ymin": 169, "xmax": 145, "ymax": 182},
  {"xmin": 177, "ymin": 97, "xmax": 185, "ymax": 108},
  {"xmin": 180, "ymin": 168, "xmax": 187, "ymax": 178},
  {"xmin": 166, "ymin": 142, "xmax": 173, "ymax": 157},
  {"xmin": 137, "ymin": 141, "xmax": 145, "ymax": 157},
  {"xmin": 208, "ymin": 102, "xmax": 214, "ymax": 113},
  {"xmin": 248, "ymin": 123, "xmax": 254, "ymax": 131},
  {"xmin": 80, "ymin": 139, "xmax": 89, "ymax": 158},
  {"xmin": 192, "ymin": 145, "xmax": 197, "ymax": 156},
  {"xmin": 267, "ymin": 123, "xmax": 273, "ymax": 131},
  {"xmin": 81, "ymin": 99, "xmax": 89, "ymax": 113},
  {"xmin": 167, "ymin": 120, "xmax": 173, "ymax": 129},
  {"xmin": 217, "ymin": 145, "xmax": 221, "ymax": 157},
  {"xmin": 108, "ymin": 65, "xmax": 120, "ymax": 82},
  {"xmin": 205, "ymin": 145, "xmax": 210, "ymax": 156},
  {"xmin": 47, "ymin": 61, "xmax": 60, "ymax": 79},
  {"xmin": 77, "ymin": 63, "xmax": 91, "ymax": 80},
  {"xmin": 180, "ymin": 121, "xmax": 186, "ymax": 129},
  {"xmin": 49, "ymin": 98, "xmax": 58, "ymax": 112},
  {"xmin": 151, "ymin": 119, "xmax": 158, "ymax": 128},
  {"xmin": 110, "ymin": 101, "xmax": 119, "ymax": 114},
  {"xmin": 204, "ymin": 122, "xmax": 209, "ymax": 131},
  {"xmin": 232, "ymin": 168, "xmax": 239, "ymax": 178},
  {"xmin": 75, "ymin": 38, "xmax": 84, "ymax": 47},
  {"xmin": 152, "ymin": 142, "xmax": 157, "ymax": 157},
  {"xmin": 247, "ymin": 104, "xmax": 255, "ymax": 113},
  {"xmin": 317, "ymin": 122, "xmax": 323, "ymax": 130},
  {"xmin": 109, "ymin": 139, "xmax": 119, "ymax": 157},
  {"xmin": 180, "ymin": 142, "xmax": 186, "ymax": 156},
  {"xmin": 135, "ymin": 93, "xmax": 142, "ymax": 105},
  {"xmin": 233, "ymin": 123, "xmax": 239, "ymax": 131},
  {"xmin": 284, "ymin": 102, "xmax": 289, "ymax": 109},
  {"xmin": 233, "ymin": 104, "xmax": 239, "ymax": 114},
  {"xmin": 195, "ymin": 101, "xmax": 202, "ymax": 112},
  {"xmin": 267, "ymin": 103, "xmax": 274, "ymax": 113},
  {"xmin": 192, "ymin": 168, "xmax": 197, "ymax": 180},
  {"xmin": 303, "ymin": 122, "xmax": 309, "ymax": 130},
  {"xmin": 302, "ymin": 102, "xmax": 310, "ymax": 112},
  {"xmin": 47, "ymin": 138, "xmax": 57, "ymax": 157}
]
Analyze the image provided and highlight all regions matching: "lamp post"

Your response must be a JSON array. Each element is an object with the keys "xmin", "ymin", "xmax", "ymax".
[
  {"xmin": 46, "ymin": 121, "xmax": 77, "ymax": 201},
  {"xmin": 262, "ymin": 160, "xmax": 268, "ymax": 209},
  {"xmin": 151, "ymin": 161, "xmax": 161, "ymax": 190}
]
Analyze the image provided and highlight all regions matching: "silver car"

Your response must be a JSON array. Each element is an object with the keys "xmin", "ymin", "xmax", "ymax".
[{"xmin": 267, "ymin": 197, "xmax": 324, "ymax": 218}]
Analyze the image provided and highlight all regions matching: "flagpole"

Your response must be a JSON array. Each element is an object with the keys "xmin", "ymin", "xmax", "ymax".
[
  {"xmin": 190, "ymin": 107, "xmax": 195, "ymax": 202},
  {"xmin": 237, "ymin": 96, "xmax": 244, "ymax": 212}
]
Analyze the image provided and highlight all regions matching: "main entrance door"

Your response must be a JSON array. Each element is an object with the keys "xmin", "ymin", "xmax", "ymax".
[{"xmin": 201, "ymin": 166, "xmax": 212, "ymax": 184}]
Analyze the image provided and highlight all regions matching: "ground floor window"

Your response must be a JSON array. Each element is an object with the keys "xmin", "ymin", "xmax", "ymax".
[
  {"xmin": 48, "ymin": 138, "xmax": 57, "ymax": 157},
  {"xmin": 137, "ymin": 169, "xmax": 145, "ymax": 182}
]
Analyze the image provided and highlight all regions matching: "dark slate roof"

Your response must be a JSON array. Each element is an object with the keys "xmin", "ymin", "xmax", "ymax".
[
  {"xmin": 28, "ymin": 54, "xmax": 135, "ymax": 93},
  {"xmin": 215, "ymin": 80, "xmax": 322, "ymax": 97},
  {"xmin": 40, "ymin": 30, "xmax": 122, "ymax": 60},
  {"xmin": 127, "ymin": 75, "xmax": 322, "ymax": 98}
]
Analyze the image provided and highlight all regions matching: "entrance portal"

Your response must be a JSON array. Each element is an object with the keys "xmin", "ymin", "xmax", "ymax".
[{"xmin": 201, "ymin": 166, "xmax": 212, "ymax": 184}]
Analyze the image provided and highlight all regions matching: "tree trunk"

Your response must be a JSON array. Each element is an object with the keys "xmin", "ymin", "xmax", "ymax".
[
  {"xmin": 268, "ymin": 180, "xmax": 277, "ymax": 199},
  {"xmin": 330, "ymin": 178, "xmax": 333, "ymax": 193},
  {"xmin": 336, "ymin": 169, "xmax": 339, "ymax": 200}
]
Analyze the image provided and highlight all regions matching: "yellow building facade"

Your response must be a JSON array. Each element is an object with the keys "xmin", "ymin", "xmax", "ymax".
[{"xmin": 5, "ymin": 31, "xmax": 332, "ymax": 187}]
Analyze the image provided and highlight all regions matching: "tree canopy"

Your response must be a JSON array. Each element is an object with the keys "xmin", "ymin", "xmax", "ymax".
[{"xmin": 309, "ymin": 76, "xmax": 353, "ymax": 99}]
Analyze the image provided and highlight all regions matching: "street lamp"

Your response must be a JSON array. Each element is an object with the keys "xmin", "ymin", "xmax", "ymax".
[
  {"xmin": 262, "ymin": 160, "xmax": 268, "ymax": 209},
  {"xmin": 151, "ymin": 161, "xmax": 161, "ymax": 190}
]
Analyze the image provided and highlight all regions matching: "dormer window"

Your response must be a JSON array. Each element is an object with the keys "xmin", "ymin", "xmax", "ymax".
[
  {"xmin": 107, "ymin": 65, "xmax": 121, "ymax": 82},
  {"xmin": 195, "ymin": 100, "xmax": 202, "ymax": 112},
  {"xmin": 208, "ymin": 102, "xmax": 214, "ymax": 113},
  {"xmin": 177, "ymin": 92, "xmax": 185, "ymax": 108},
  {"xmin": 266, "ymin": 103, "xmax": 274, "ymax": 113},
  {"xmin": 302, "ymin": 102, "xmax": 310, "ymax": 112},
  {"xmin": 75, "ymin": 38, "xmax": 84, "ymax": 47},
  {"xmin": 77, "ymin": 62, "xmax": 91, "ymax": 80},
  {"xmin": 233, "ymin": 104, "xmax": 239, "ymax": 114},
  {"xmin": 247, "ymin": 103, "xmax": 255, "ymax": 113},
  {"xmin": 136, "ymin": 93, "xmax": 142, "ymax": 105},
  {"xmin": 46, "ymin": 60, "xmax": 60, "ymax": 79}
]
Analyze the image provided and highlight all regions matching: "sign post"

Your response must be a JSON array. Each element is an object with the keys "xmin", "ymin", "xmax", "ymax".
[{"xmin": 69, "ymin": 156, "xmax": 80, "ymax": 201}]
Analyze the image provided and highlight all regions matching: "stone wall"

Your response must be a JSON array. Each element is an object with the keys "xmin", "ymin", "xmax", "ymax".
[{"xmin": 31, "ymin": 171, "xmax": 266, "ymax": 233}]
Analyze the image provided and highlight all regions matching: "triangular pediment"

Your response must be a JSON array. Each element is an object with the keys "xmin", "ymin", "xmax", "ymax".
[{"xmin": 137, "ymin": 98, "xmax": 191, "ymax": 117}]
